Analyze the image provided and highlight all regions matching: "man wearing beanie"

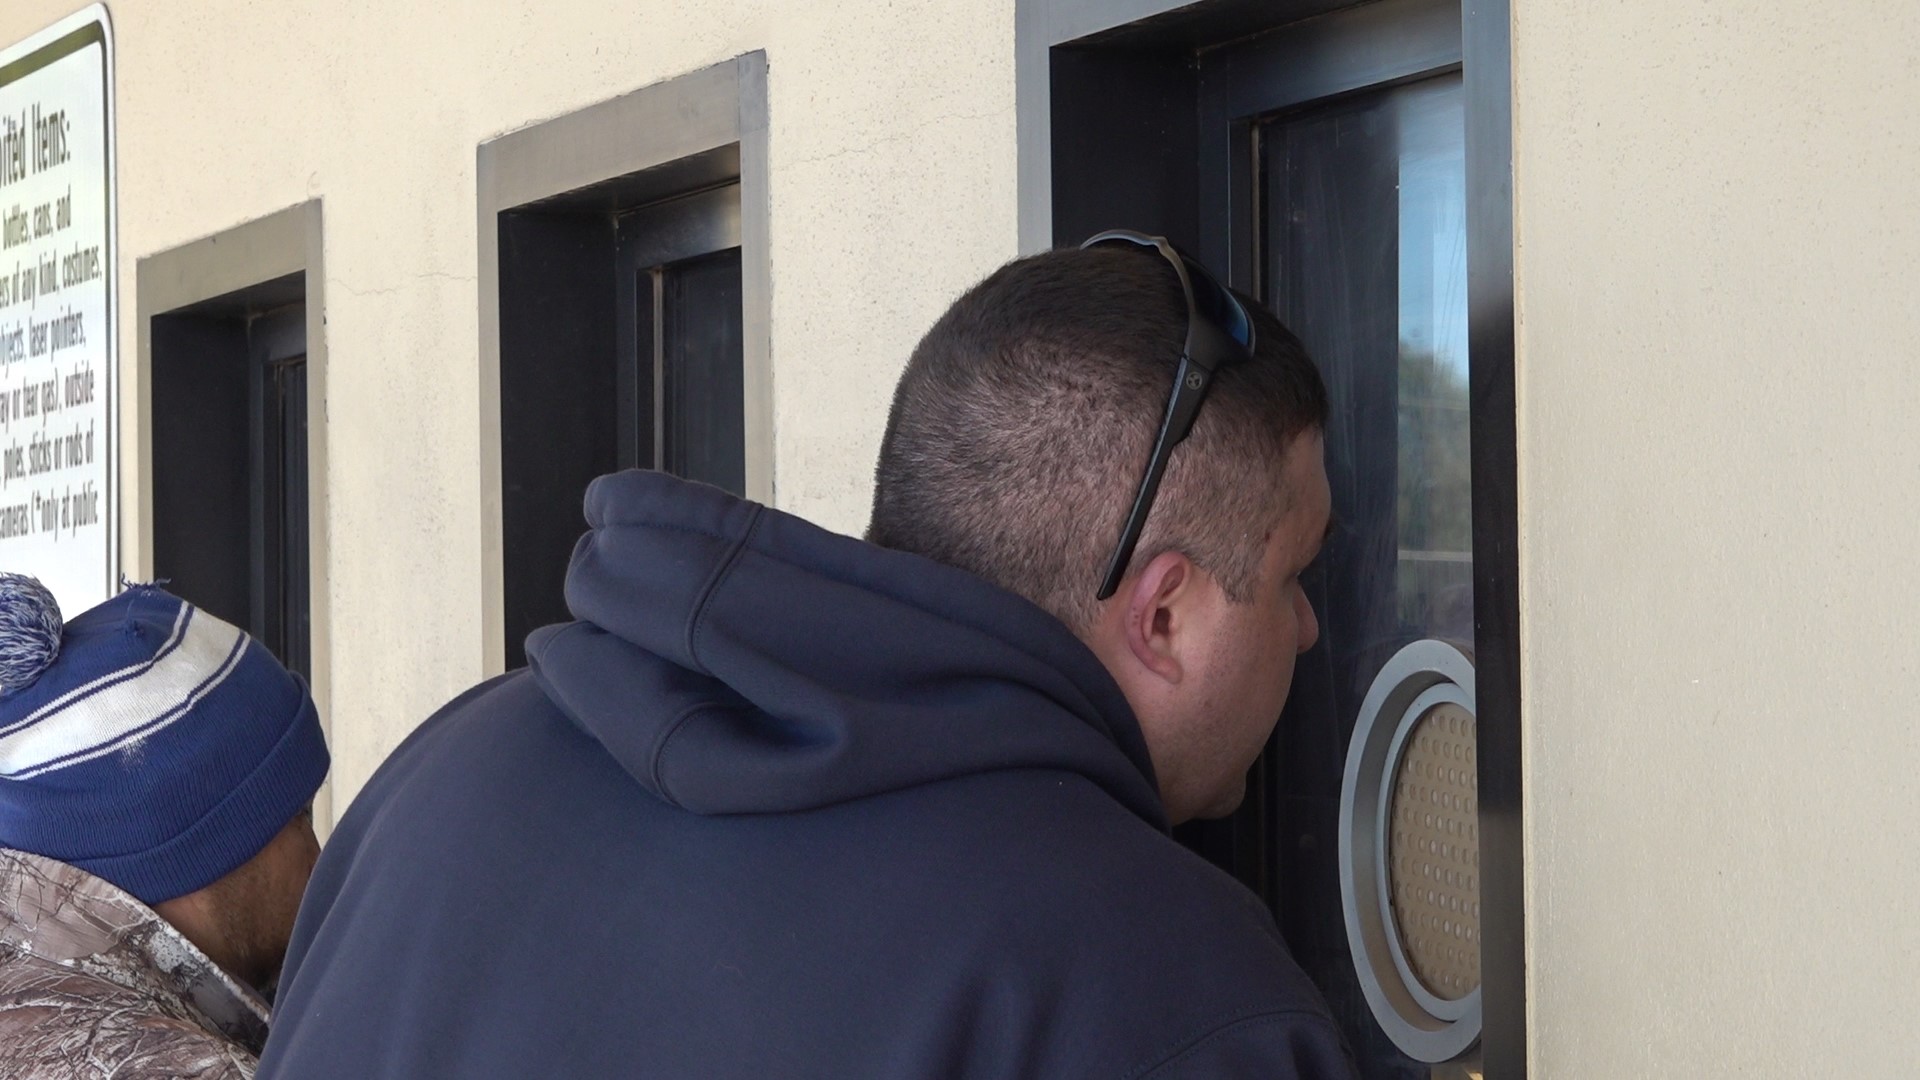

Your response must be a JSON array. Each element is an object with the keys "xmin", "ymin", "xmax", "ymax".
[{"xmin": 0, "ymin": 574, "xmax": 330, "ymax": 1080}]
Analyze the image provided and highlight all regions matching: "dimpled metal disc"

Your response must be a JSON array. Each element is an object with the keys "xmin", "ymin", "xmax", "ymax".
[{"xmin": 1387, "ymin": 701, "xmax": 1480, "ymax": 1001}]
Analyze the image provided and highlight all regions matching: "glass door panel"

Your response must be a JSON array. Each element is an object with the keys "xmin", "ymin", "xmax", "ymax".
[{"xmin": 1258, "ymin": 71, "xmax": 1472, "ymax": 1078}]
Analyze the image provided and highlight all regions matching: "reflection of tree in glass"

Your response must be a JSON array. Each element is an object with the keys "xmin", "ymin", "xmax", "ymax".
[{"xmin": 1395, "ymin": 346, "xmax": 1473, "ymax": 636}]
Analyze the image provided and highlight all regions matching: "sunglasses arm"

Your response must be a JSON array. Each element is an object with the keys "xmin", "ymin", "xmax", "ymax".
[{"xmin": 1095, "ymin": 354, "xmax": 1214, "ymax": 600}]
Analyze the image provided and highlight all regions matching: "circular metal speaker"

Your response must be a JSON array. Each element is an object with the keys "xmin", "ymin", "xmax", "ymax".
[{"xmin": 1339, "ymin": 639, "xmax": 1480, "ymax": 1063}]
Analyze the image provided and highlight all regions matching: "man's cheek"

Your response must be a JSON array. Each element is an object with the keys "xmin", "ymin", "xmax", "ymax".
[{"xmin": 1264, "ymin": 652, "xmax": 1298, "ymax": 716}]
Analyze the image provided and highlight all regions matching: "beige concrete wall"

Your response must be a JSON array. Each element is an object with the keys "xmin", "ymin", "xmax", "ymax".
[
  {"xmin": 1512, "ymin": 0, "xmax": 1920, "ymax": 1073},
  {"xmin": 0, "ymin": 1, "xmax": 1019, "ymax": 823}
]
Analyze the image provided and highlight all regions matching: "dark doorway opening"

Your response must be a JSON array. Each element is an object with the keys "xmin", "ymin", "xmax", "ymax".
[
  {"xmin": 1047, "ymin": 1, "xmax": 1500, "ymax": 1075},
  {"xmin": 496, "ymin": 152, "xmax": 745, "ymax": 669},
  {"xmin": 150, "ymin": 274, "xmax": 311, "ymax": 679}
]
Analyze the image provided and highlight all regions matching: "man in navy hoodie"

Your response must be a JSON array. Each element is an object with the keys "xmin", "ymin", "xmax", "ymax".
[{"xmin": 261, "ymin": 239, "xmax": 1355, "ymax": 1079}]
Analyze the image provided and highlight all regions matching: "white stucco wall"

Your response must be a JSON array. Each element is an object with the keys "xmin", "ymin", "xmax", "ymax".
[
  {"xmin": 1513, "ymin": 1, "xmax": 1920, "ymax": 1073},
  {"xmin": 0, "ymin": 0, "xmax": 1019, "ymax": 823}
]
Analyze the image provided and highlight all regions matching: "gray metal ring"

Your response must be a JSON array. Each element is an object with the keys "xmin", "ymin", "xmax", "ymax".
[{"xmin": 1338, "ymin": 638, "xmax": 1481, "ymax": 1064}]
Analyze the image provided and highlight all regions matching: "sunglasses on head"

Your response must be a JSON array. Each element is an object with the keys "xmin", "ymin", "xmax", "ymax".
[{"xmin": 1079, "ymin": 230, "xmax": 1258, "ymax": 601}]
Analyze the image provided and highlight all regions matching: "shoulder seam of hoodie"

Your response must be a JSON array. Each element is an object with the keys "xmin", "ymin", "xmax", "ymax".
[
  {"xmin": 1122, "ymin": 1006, "xmax": 1346, "ymax": 1080},
  {"xmin": 683, "ymin": 504, "xmax": 766, "ymax": 676}
]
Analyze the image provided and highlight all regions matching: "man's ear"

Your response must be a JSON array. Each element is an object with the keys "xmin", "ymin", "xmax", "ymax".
[{"xmin": 1119, "ymin": 550, "xmax": 1199, "ymax": 684}]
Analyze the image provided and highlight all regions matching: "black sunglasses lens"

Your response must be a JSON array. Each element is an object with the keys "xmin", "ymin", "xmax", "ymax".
[
  {"xmin": 1181, "ymin": 256, "xmax": 1254, "ymax": 350},
  {"xmin": 1222, "ymin": 293, "xmax": 1254, "ymax": 350}
]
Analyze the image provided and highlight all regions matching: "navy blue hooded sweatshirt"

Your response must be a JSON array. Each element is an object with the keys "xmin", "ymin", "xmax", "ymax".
[{"xmin": 260, "ymin": 471, "xmax": 1355, "ymax": 1080}]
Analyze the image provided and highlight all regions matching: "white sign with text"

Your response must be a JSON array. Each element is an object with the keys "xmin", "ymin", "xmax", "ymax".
[{"xmin": 0, "ymin": 6, "xmax": 115, "ymax": 613}]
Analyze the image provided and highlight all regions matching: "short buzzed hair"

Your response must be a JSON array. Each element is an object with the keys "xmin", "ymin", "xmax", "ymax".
[{"xmin": 868, "ymin": 245, "xmax": 1329, "ymax": 633}]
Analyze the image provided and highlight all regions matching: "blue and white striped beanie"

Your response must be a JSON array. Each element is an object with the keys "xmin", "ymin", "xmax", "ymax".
[{"xmin": 0, "ymin": 575, "xmax": 328, "ymax": 905}]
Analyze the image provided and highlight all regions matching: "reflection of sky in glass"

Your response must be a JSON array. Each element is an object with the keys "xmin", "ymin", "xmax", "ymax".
[
  {"xmin": 1393, "ymin": 77, "xmax": 1471, "ymax": 641},
  {"xmin": 1398, "ymin": 82, "xmax": 1469, "ymax": 382}
]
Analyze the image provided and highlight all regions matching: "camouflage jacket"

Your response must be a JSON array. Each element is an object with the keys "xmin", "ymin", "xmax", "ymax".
[{"xmin": 0, "ymin": 848, "xmax": 269, "ymax": 1079}]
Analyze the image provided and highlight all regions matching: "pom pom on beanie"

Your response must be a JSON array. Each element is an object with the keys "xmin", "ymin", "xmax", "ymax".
[{"xmin": 0, "ymin": 574, "xmax": 62, "ymax": 695}]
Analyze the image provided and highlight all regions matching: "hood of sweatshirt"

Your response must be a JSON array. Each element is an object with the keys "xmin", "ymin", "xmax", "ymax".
[{"xmin": 524, "ymin": 470, "xmax": 1165, "ymax": 829}]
